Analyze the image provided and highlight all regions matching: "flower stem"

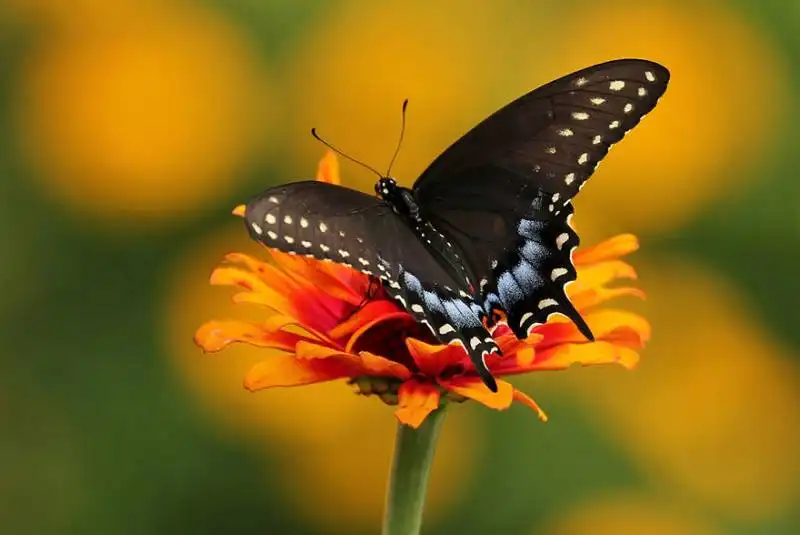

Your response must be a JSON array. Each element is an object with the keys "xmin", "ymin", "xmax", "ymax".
[{"xmin": 382, "ymin": 407, "xmax": 447, "ymax": 535}]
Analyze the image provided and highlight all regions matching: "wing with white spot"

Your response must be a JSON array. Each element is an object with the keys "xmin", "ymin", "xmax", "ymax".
[
  {"xmin": 244, "ymin": 181, "xmax": 456, "ymax": 284},
  {"xmin": 243, "ymin": 181, "xmax": 500, "ymax": 389},
  {"xmin": 413, "ymin": 59, "xmax": 669, "ymax": 201},
  {"xmin": 412, "ymin": 59, "xmax": 668, "ymax": 340}
]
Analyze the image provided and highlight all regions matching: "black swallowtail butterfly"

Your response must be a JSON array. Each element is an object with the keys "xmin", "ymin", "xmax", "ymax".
[{"xmin": 244, "ymin": 59, "xmax": 669, "ymax": 392}]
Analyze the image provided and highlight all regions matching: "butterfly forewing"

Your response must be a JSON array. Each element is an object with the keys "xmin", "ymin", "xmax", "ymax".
[{"xmin": 413, "ymin": 59, "xmax": 669, "ymax": 202}]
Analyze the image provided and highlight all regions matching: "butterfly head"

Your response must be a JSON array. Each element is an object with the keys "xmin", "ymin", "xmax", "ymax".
[{"xmin": 375, "ymin": 176, "xmax": 399, "ymax": 200}]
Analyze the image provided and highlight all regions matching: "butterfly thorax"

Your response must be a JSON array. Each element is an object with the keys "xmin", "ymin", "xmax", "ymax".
[
  {"xmin": 375, "ymin": 176, "xmax": 474, "ymax": 290},
  {"xmin": 375, "ymin": 177, "xmax": 421, "ymax": 220}
]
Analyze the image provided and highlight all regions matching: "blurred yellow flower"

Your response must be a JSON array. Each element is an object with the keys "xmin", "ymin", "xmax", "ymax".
[
  {"xmin": 512, "ymin": 1, "xmax": 789, "ymax": 237},
  {"xmin": 541, "ymin": 495, "xmax": 719, "ymax": 535},
  {"xmin": 285, "ymin": 0, "xmax": 542, "ymax": 191},
  {"xmin": 565, "ymin": 258, "xmax": 800, "ymax": 520},
  {"xmin": 15, "ymin": 2, "xmax": 272, "ymax": 228}
]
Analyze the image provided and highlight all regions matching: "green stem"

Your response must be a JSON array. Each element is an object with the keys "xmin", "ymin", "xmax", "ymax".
[{"xmin": 381, "ymin": 406, "xmax": 447, "ymax": 535}]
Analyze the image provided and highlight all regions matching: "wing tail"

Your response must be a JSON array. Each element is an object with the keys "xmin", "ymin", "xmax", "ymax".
[{"xmin": 485, "ymin": 197, "xmax": 594, "ymax": 342}]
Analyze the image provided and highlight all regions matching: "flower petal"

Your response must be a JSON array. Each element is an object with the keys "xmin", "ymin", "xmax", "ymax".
[
  {"xmin": 244, "ymin": 355, "xmax": 353, "ymax": 390},
  {"xmin": 316, "ymin": 150, "xmax": 340, "ymax": 185},
  {"xmin": 295, "ymin": 341, "xmax": 411, "ymax": 379},
  {"xmin": 570, "ymin": 260, "xmax": 638, "ymax": 298},
  {"xmin": 270, "ymin": 252, "xmax": 365, "ymax": 306},
  {"xmin": 194, "ymin": 320, "xmax": 312, "ymax": 352},
  {"xmin": 570, "ymin": 286, "xmax": 646, "ymax": 312},
  {"xmin": 210, "ymin": 265, "xmax": 298, "ymax": 315},
  {"xmin": 329, "ymin": 300, "xmax": 403, "ymax": 340},
  {"xmin": 536, "ymin": 309, "xmax": 651, "ymax": 350},
  {"xmin": 513, "ymin": 389, "xmax": 548, "ymax": 422},
  {"xmin": 574, "ymin": 233, "xmax": 639, "ymax": 266},
  {"xmin": 535, "ymin": 341, "xmax": 641, "ymax": 371},
  {"xmin": 232, "ymin": 204, "xmax": 246, "ymax": 217},
  {"xmin": 441, "ymin": 377, "xmax": 514, "ymax": 410},
  {"xmin": 405, "ymin": 337, "xmax": 467, "ymax": 376},
  {"xmin": 344, "ymin": 311, "xmax": 416, "ymax": 353},
  {"xmin": 395, "ymin": 379, "xmax": 441, "ymax": 429}
]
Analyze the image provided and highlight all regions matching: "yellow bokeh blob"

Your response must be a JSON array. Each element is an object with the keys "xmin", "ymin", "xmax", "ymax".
[
  {"xmin": 540, "ymin": 495, "xmax": 718, "ymax": 535},
  {"xmin": 563, "ymin": 257, "xmax": 800, "ymax": 520},
  {"xmin": 164, "ymin": 224, "xmax": 478, "ymax": 530},
  {"xmin": 15, "ymin": 3, "xmax": 272, "ymax": 227},
  {"xmin": 2, "ymin": 0, "xmax": 162, "ymax": 29},
  {"xmin": 286, "ymin": 0, "xmax": 544, "ymax": 191},
  {"xmin": 505, "ymin": 1, "xmax": 789, "ymax": 237}
]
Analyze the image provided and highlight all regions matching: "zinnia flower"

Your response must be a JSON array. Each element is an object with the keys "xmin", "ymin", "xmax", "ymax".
[{"xmin": 194, "ymin": 151, "xmax": 650, "ymax": 428}]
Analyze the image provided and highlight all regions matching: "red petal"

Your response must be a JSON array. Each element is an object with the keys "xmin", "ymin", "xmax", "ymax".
[
  {"xmin": 295, "ymin": 341, "xmax": 411, "ymax": 379},
  {"xmin": 395, "ymin": 379, "xmax": 441, "ymax": 428},
  {"xmin": 344, "ymin": 311, "xmax": 417, "ymax": 354},
  {"xmin": 329, "ymin": 300, "xmax": 403, "ymax": 340}
]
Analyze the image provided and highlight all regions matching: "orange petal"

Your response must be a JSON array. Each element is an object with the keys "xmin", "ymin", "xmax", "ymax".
[
  {"xmin": 232, "ymin": 204, "xmax": 246, "ymax": 217},
  {"xmin": 224, "ymin": 252, "xmax": 303, "ymax": 292},
  {"xmin": 316, "ymin": 150, "xmax": 340, "ymax": 185},
  {"xmin": 244, "ymin": 354, "xmax": 353, "ymax": 390},
  {"xmin": 210, "ymin": 266, "xmax": 298, "ymax": 317},
  {"xmin": 570, "ymin": 286, "xmax": 646, "ymax": 311},
  {"xmin": 395, "ymin": 379, "xmax": 441, "ymax": 429},
  {"xmin": 570, "ymin": 260, "xmax": 638, "ymax": 297},
  {"xmin": 574, "ymin": 233, "xmax": 639, "ymax": 266},
  {"xmin": 441, "ymin": 377, "xmax": 514, "ymax": 410},
  {"xmin": 536, "ymin": 309, "xmax": 651, "ymax": 350},
  {"xmin": 270, "ymin": 252, "xmax": 364, "ymax": 305},
  {"xmin": 194, "ymin": 320, "xmax": 311, "ymax": 352},
  {"xmin": 295, "ymin": 341, "xmax": 411, "ymax": 379},
  {"xmin": 329, "ymin": 300, "xmax": 402, "ymax": 340},
  {"xmin": 534, "ymin": 341, "xmax": 641, "ymax": 371},
  {"xmin": 358, "ymin": 351, "xmax": 413, "ymax": 380},
  {"xmin": 405, "ymin": 337, "xmax": 467, "ymax": 376},
  {"xmin": 513, "ymin": 389, "xmax": 548, "ymax": 422}
]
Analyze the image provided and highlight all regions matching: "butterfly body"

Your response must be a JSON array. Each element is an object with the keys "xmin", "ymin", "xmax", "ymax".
[{"xmin": 245, "ymin": 59, "xmax": 670, "ymax": 392}]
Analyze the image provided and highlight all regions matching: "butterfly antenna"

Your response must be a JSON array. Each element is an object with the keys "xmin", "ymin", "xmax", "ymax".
[
  {"xmin": 386, "ymin": 99, "xmax": 409, "ymax": 177},
  {"xmin": 310, "ymin": 128, "xmax": 383, "ymax": 178}
]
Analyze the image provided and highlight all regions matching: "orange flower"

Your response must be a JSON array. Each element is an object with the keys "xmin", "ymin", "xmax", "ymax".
[{"xmin": 194, "ymin": 152, "xmax": 650, "ymax": 429}]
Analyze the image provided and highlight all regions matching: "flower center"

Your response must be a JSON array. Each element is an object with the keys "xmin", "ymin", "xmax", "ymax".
[{"xmin": 348, "ymin": 315, "xmax": 437, "ymax": 372}]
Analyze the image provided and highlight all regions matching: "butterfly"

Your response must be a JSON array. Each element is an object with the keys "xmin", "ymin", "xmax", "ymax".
[{"xmin": 243, "ymin": 59, "xmax": 669, "ymax": 392}]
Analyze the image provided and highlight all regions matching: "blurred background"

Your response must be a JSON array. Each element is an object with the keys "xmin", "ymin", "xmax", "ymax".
[{"xmin": 1, "ymin": 1, "xmax": 799, "ymax": 534}]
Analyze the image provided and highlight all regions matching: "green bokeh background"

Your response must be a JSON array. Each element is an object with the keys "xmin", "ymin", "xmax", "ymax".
[{"xmin": 1, "ymin": 1, "xmax": 799, "ymax": 534}]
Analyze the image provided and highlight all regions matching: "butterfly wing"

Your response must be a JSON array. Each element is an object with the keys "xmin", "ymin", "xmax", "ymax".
[
  {"xmin": 413, "ymin": 59, "xmax": 669, "ymax": 338},
  {"xmin": 243, "ymin": 181, "xmax": 502, "ymax": 390}
]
